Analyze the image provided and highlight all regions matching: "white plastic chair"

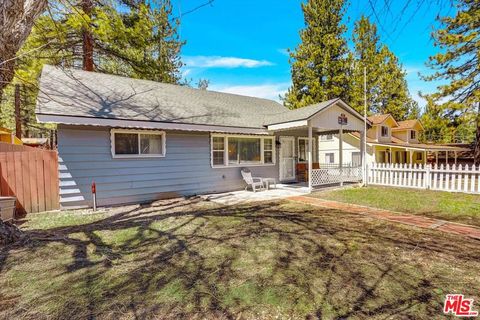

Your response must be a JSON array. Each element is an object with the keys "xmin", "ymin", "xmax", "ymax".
[{"xmin": 241, "ymin": 169, "xmax": 264, "ymax": 192}]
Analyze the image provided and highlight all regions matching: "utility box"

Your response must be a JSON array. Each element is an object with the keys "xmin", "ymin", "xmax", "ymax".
[{"xmin": 0, "ymin": 197, "xmax": 16, "ymax": 221}]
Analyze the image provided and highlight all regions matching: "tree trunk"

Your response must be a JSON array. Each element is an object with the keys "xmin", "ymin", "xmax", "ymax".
[
  {"xmin": 475, "ymin": 103, "xmax": 480, "ymax": 165},
  {"xmin": 82, "ymin": 0, "xmax": 94, "ymax": 71},
  {"xmin": 14, "ymin": 84, "xmax": 22, "ymax": 139},
  {"xmin": 0, "ymin": 0, "xmax": 48, "ymax": 94}
]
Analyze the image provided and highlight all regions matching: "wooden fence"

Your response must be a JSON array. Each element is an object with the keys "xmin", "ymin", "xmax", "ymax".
[
  {"xmin": 368, "ymin": 163, "xmax": 480, "ymax": 194},
  {"xmin": 0, "ymin": 143, "xmax": 59, "ymax": 215}
]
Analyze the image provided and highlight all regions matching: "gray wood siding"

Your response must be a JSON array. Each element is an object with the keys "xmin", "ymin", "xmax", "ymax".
[{"xmin": 58, "ymin": 125, "xmax": 280, "ymax": 208}]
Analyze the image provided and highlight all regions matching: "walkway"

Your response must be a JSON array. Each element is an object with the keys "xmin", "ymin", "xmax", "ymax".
[{"xmin": 289, "ymin": 195, "xmax": 480, "ymax": 240}]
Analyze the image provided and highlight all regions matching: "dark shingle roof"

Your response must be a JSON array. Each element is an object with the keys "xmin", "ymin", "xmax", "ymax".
[
  {"xmin": 265, "ymin": 99, "xmax": 340, "ymax": 125},
  {"xmin": 36, "ymin": 65, "xmax": 289, "ymax": 129},
  {"xmin": 393, "ymin": 119, "xmax": 422, "ymax": 130}
]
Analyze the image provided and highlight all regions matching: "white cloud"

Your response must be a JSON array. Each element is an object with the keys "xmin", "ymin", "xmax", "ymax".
[
  {"xmin": 210, "ymin": 83, "xmax": 290, "ymax": 102},
  {"xmin": 181, "ymin": 68, "xmax": 192, "ymax": 77},
  {"xmin": 277, "ymin": 48, "xmax": 290, "ymax": 57},
  {"xmin": 183, "ymin": 55, "xmax": 274, "ymax": 68}
]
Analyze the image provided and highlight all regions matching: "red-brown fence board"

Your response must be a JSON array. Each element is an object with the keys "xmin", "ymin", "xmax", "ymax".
[
  {"xmin": 36, "ymin": 152, "xmax": 46, "ymax": 213},
  {"xmin": 29, "ymin": 152, "xmax": 39, "ymax": 213},
  {"xmin": 0, "ymin": 142, "xmax": 59, "ymax": 216}
]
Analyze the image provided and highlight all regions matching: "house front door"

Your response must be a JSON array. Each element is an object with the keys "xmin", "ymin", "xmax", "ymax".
[{"xmin": 279, "ymin": 136, "xmax": 296, "ymax": 181}]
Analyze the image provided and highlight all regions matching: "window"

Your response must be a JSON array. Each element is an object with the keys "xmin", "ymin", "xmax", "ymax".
[
  {"xmin": 211, "ymin": 135, "xmax": 275, "ymax": 167},
  {"xmin": 352, "ymin": 152, "xmax": 361, "ymax": 165},
  {"xmin": 381, "ymin": 126, "xmax": 389, "ymax": 137},
  {"xmin": 410, "ymin": 130, "xmax": 417, "ymax": 140},
  {"xmin": 325, "ymin": 153, "xmax": 335, "ymax": 164},
  {"xmin": 228, "ymin": 137, "xmax": 261, "ymax": 164},
  {"xmin": 320, "ymin": 134, "xmax": 333, "ymax": 141},
  {"xmin": 416, "ymin": 152, "xmax": 423, "ymax": 161},
  {"xmin": 111, "ymin": 129, "xmax": 165, "ymax": 158},
  {"xmin": 212, "ymin": 137, "xmax": 225, "ymax": 166},
  {"xmin": 298, "ymin": 138, "xmax": 316, "ymax": 163},
  {"xmin": 264, "ymin": 138, "xmax": 274, "ymax": 164}
]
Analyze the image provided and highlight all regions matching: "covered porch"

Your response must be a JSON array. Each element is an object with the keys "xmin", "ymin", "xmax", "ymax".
[
  {"xmin": 371, "ymin": 143, "xmax": 469, "ymax": 166},
  {"xmin": 267, "ymin": 99, "xmax": 370, "ymax": 191}
]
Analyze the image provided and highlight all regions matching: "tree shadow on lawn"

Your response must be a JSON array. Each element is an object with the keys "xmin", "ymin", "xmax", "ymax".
[{"xmin": 1, "ymin": 197, "xmax": 480, "ymax": 320}]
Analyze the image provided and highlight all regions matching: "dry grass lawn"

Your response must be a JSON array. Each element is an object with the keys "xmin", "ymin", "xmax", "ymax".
[
  {"xmin": 310, "ymin": 186, "xmax": 480, "ymax": 227},
  {"xmin": 0, "ymin": 197, "xmax": 479, "ymax": 319}
]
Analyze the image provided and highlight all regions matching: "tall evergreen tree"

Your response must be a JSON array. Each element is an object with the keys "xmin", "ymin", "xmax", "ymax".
[
  {"xmin": 24, "ymin": 0, "xmax": 184, "ymax": 82},
  {"xmin": 0, "ymin": 0, "xmax": 184, "ymax": 127},
  {"xmin": 350, "ymin": 16, "xmax": 417, "ymax": 120},
  {"xmin": 376, "ymin": 45, "xmax": 417, "ymax": 119},
  {"xmin": 284, "ymin": 0, "xmax": 351, "ymax": 109},
  {"xmin": 423, "ymin": 0, "xmax": 479, "ymax": 163},
  {"xmin": 421, "ymin": 96, "xmax": 476, "ymax": 143}
]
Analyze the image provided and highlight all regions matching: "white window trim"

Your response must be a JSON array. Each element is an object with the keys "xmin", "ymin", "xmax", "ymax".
[
  {"xmin": 297, "ymin": 137, "xmax": 317, "ymax": 163},
  {"xmin": 111, "ymin": 129, "xmax": 166, "ymax": 158},
  {"xmin": 210, "ymin": 134, "xmax": 276, "ymax": 168}
]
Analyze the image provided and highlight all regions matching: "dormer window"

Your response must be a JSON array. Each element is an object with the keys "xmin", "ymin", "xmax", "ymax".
[
  {"xmin": 381, "ymin": 126, "xmax": 389, "ymax": 137},
  {"xmin": 410, "ymin": 130, "xmax": 416, "ymax": 140}
]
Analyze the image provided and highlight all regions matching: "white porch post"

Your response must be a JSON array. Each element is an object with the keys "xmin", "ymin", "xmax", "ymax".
[
  {"xmin": 360, "ymin": 130, "xmax": 366, "ymax": 184},
  {"xmin": 435, "ymin": 151, "xmax": 439, "ymax": 166},
  {"xmin": 424, "ymin": 150, "xmax": 427, "ymax": 164},
  {"xmin": 308, "ymin": 123, "xmax": 313, "ymax": 191},
  {"xmin": 454, "ymin": 151, "xmax": 457, "ymax": 166},
  {"xmin": 409, "ymin": 150, "xmax": 413, "ymax": 164},
  {"xmin": 339, "ymin": 126, "xmax": 344, "ymax": 186},
  {"xmin": 445, "ymin": 150, "xmax": 449, "ymax": 165}
]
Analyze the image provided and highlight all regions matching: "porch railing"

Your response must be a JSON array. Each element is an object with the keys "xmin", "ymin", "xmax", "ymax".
[{"xmin": 310, "ymin": 164, "xmax": 363, "ymax": 186}]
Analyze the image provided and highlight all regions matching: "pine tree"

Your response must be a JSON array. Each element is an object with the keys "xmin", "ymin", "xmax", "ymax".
[
  {"xmin": 0, "ymin": 0, "xmax": 184, "ymax": 128},
  {"xmin": 350, "ymin": 16, "xmax": 416, "ymax": 120},
  {"xmin": 284, "ymin": 0, "xmax": 351, "ymax": 109},
  {"xmin": 376, "ymin": 45, "xmax": 417, "ymax": 120},
  {"xmin": 421, "ymin": 95, "xmax": 476, "ymax": 143},
  {"xmin": 423, "ymin": 0, "xmax": 479, "ymax": 163}
]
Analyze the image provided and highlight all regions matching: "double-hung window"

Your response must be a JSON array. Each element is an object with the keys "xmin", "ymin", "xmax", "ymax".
[
  {"xmin": 381, "ymin": 126, "xmax": 389, "ymax": 137},
  {"xmin": 410, "ymin": 130, "xmax": 417, "ymax": 140},
  {"xmin": 111, "ymin": 129, "xmax": 166, "ymax": 158},
  {"xmin": 211, "ymin": 135, "xmax": 275, "ymax": 167},
  {"xmin": 325, "ymin": 153, "xmax": 335, "ymax": 164}
]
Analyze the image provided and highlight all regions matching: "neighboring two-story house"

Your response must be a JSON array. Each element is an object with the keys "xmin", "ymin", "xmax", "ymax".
[{"xmin": 318, "ymin": 114, "xmax": 467, "ymax": 165}]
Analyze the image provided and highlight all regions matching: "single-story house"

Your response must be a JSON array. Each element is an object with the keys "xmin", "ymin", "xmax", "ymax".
[{"xmin": 36, "ymin": 65, "xmax": 370, "ymax": 208}]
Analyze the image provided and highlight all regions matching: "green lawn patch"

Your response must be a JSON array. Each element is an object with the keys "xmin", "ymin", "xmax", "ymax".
[
  {"xmin": 1, "ymin": 197, "xmax": 479, "ymax": 319},
  {"xmin": 310, "ymin": 186, "xmax": 480, "ymax": 227}
]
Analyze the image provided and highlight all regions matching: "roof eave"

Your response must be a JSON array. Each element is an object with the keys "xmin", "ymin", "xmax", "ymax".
[{"xmin": 36, "ymin": 114, "xmax": 271, "ymax": 135}]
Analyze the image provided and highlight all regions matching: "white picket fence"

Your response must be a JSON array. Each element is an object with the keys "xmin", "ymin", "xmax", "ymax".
[{"xmin": 368, "ymin": 163, "xmax": 480, "ymax": 194}]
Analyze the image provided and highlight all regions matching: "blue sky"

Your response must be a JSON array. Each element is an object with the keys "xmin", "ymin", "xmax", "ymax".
[{"xmin": 175, "ymin": 0, "xmax": 454, "ymax": 109}]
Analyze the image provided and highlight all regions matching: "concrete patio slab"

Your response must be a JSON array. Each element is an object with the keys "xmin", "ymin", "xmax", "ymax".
[{"xmin": 203, "ymin": 183, "xmax": 310, "ymax": 205}]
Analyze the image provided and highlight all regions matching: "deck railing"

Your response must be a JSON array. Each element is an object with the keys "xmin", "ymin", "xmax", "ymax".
[{"xmin": 311, "ymin": 164, "xmax": 363, "ymax": 186}]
